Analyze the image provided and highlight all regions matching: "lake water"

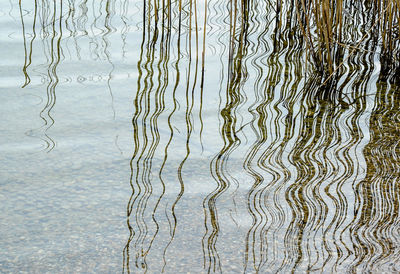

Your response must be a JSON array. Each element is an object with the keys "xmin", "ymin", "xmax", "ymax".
[{"xmin": 1, "ymin": 0, "xmax": 400, "ymax": 273}]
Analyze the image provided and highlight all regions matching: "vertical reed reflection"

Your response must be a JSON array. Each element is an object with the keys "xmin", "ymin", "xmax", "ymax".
[
  {"xmin": 16, "ymin": 0, "xmax": 400, "ymax": 272},
  {"xmin": 203, "ymin": 0, "xmax": 250, "ymax": 272},
  {"xmin": 19, "ymin": 0, "xmax": 37, "ymax": 88},
  {"xmin": 123, "ymin": 0, "xmax": 204, "ymax": 272},
  {"xmin": 349, "ymin": 57, "xmax": 400, "ymax": 273},
  {"xmin": 19, "ymin": 0, "xmax": 68, "ymax": 151},
  {"xmin": 19, "ymin": 0, "xmax": 129, "ymax": 151},
  {"xmin": 103, "ymin": 0, "xmax": 117, "ymax": 119},
  {"xmin": 239, "ymin": 1, "xmax": 379, "ymax": 270},
  {"xmin": 124, "ymin": 3, "xmax": 159, "ymax": 270},
  {"xmin": 124, "ymin": 0, "xmax": 400, "ymax": 272},
  {"xmin": 38, "ymin": 0, "xmax": 63, "ymax": 151},
  {"xmin": 200, "ymin": 0, "xmax": 392, "ymax": 272}
]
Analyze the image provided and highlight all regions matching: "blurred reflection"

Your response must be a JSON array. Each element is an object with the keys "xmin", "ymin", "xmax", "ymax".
[
  {"xmin": 203, "ymin": 0, "xmax": 250, "ymax": 272},
  {"xmin": 123, "ymin": 0, "xmax": 204, "ymax": 272},
  {"xmin": 19, "ymin": 0, "xmax": 124, "ymax": 151},
  {"xmin": 122, "ymin": 0, "xmax": 400, "ymax": 272},
  {"xmin": 19, "ymin": 0, "xmax": 37, "ymax": 88},
  {"xmin": 19, "ymin": 0, "xmax": 63, "ymax": 151},
  {"xmin": 349, "ymin": 57, "xmax": 400, "ymax": 273},
  {"xmin": 14, "ymin": 0, "xmax": 400, "ymax": 273}
]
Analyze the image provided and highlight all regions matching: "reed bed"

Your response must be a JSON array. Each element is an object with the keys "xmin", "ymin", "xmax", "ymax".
[
  {"xmin": 144, "ymin": 0, "xmax": 399, "ymax": 79},
  {"xmin": 294, "ymin": 0, "xmax": 400, "ymax": 76}
]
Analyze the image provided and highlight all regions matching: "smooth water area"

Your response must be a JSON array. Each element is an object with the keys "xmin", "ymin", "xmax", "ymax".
[{"xmin": 1, "ymin": 0, "xmax": 400, "ymax": 273}]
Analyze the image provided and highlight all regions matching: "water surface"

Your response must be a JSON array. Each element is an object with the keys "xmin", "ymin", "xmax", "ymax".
[{"xmin": 1, "ymin": 0, "xmax": 400, "ymax": 273}]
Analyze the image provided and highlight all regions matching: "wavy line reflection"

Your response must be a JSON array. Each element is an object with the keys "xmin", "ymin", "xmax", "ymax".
[
  {"xmin": 123, "ymin": 0, "xmax": 204, "ymax": 272},
  {"xmin": 203, "ymin": 0, "xmax": 250, "ymax": 272},
  {"xmin": 122, "ymin": 0, "xmax": 400, "ymax": 273},
  {"xmin": 33, "ymin": 0, "xmax": 63, "ymax": 152},
  {"xmin": 349, "ymin": 56, "xmax": 400, "ymax": 273},
  {"xmin": 16, "ymin": 0, "xmax": 400, "ymax": 272},
  {"xmin": 19, "ymin": 0, "xmax": 130, "ymax": 151}
]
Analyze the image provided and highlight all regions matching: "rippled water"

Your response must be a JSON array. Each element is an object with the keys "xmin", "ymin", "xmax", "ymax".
[{"xmin": 1, "ymin": 0, "xmax": 400, "ymax": 273}]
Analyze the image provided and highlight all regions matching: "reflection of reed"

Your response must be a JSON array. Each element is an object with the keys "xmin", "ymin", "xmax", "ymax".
[
  {"xmin": 103, "ymin": 0, "xmax": 117, "ymax": 119},
  {"xmin": 124, "ymin": 0, "xmax": 399, "ymax": 272},
  {"xmin": 19, "ymin": 0, "xmax": 37, "ymax": 88},
  {"xmin": 37, "ymin": 0, "xmax": 63, "ymax": 152},
  {"xmin": 123, "ymin": 0, "xmax": 204, "ymax": 272},
  {"xmin": 217, "ymin": 0, "xmax": 382, "ymax": 272},
  {"xmin": 124, "ymin": 6, "xmax": 158, "ymax": 270},
  {"xmin": 203, "ymin": 0, "xmax": 249, "ymax": 272},
  {"xmin": 122, "ymin": 0, "xmax": 398, "ymax": 272},
  {"xmin": 163, "ymin": 0, "xmax": 201, "ymax": 269},
  {"xmin": 19, "ymin": 0, "xmax": 62, "ymax": 151},
  {"xmin": 19, "ymin": 0, "xmax": 133, "ymax": 151},
  {"xmin": 16, "ymin": 0, "xmax": 400, "ymax": 272},
  {"xmin": 349, "ymin": 59, "xmax": 400, "ymax": 273}
]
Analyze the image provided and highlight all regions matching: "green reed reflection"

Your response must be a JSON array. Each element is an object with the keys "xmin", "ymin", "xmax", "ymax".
[
  {"xmin": 19, "ymin": 0, "xmax": 63, "ymax": 151},
  {"xmin": 349, "ymin": 58, "xmax": 400, "ymax": 273},
  {"xmin": 123, "ymin": 0, "xmax": 206, "ymax": 272},
  {"xmin": 19, "ymin": 0, "xmax": 126, "ymax": 151},
  {"xmin": 203, "ymin": 0, "xmax": 250, "ymax": 272},
  {"xmin": 16, "ymin": 0, "xmax": 400, "ymax": 273},
  {"xmin": 123, "ymin": 0, "xmax": 400, "ymax": 272},
  {"xmin": 19, "ymin": 0, "xmax": 37, "ymax": 88}
]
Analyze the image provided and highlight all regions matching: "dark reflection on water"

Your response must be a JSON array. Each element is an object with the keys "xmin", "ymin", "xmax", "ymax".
[
  {"xmin": 122, "ymin": 0, "xmax": 207, "ymax": 271},
  {"xmin": 18, "ymin": 0, "xmax": 126, "ymax": 151},
  {"xmin": 6, "ymin": 0, "xmax": 400, "ymax": 272},
  {"xmin": 349, "ymin": 60, "xmax": 400, "ymax": 273},
  {"xmin": 19, "ymin": 0, "xmax": 62, "ymax": 151}
]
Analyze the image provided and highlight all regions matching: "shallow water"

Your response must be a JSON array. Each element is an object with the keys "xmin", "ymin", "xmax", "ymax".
[{"xmin": 1, "ymin": 0, "xmax": 400, "ymax": 273}]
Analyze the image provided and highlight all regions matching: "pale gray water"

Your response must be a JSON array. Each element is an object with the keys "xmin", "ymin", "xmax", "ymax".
[{"xmin": 1, "ymin": 0, "xmax": 400, "ymax": 273}]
